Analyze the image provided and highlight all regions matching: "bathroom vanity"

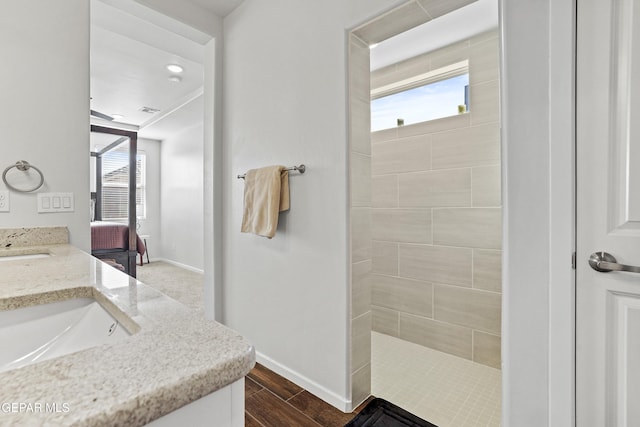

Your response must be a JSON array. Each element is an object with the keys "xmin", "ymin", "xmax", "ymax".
[{"xmin": 0, "ymin": 227, "xmax": 254, "ymax": 426}]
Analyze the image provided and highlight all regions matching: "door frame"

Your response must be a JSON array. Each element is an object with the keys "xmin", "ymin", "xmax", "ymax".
[{"xmin": 500, "ymin": 0, "xmax": 576, "ymax": 424}]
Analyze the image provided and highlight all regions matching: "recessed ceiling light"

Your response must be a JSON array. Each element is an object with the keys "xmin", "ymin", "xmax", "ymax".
[
  {"xmin": 168, "ymin": 75, "xmax": 182, "ymax": 83},
  {"xmin": 111, "ymin": 114, "xmax": 124, "ymax": 120},
  {"xmin": 166, "ymin": 64, "xmax": 184, "ymax": 73}
]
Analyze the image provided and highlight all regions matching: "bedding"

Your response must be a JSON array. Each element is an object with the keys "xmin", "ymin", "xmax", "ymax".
[
  {"xmin": 90, "ymin": 221, "xmax": 145, "ymax": 255},
  {"xmin": 90, "ymin": 221, "xmax": 146, "ymax": 275}
]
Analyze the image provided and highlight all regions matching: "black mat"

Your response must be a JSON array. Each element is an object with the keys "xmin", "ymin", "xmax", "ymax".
[{"xmin": 345, "ymin": 398, "xmax": 438, "ymax": 427}]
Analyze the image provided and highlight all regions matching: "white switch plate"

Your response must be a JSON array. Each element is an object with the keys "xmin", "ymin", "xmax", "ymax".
[
  {"xmin": 0, "ymin": 191, "xmax": 9, "ymax": 212},
  {"xmin": 38, "ymin": 192, "xmax": 74, "ymax": 213}
]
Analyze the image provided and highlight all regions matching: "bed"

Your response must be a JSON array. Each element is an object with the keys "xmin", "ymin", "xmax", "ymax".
[{"xmin": 91, "ymin": 221, "xmax": 145, "ymax": 275}]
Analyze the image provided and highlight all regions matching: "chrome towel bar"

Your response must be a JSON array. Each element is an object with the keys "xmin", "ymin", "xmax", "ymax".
[{"xmin": 237, "ymin": 164, "xmax": 306, "ymax": 180}]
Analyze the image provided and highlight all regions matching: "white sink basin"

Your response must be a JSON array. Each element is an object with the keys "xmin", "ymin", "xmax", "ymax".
[
  {"xmin": 0, "ymin": 253, "xmax": 51, "ymax": 261},
  {"xmin": 0, "ymin": 298, "xmax": 131, "ymax": 372}
]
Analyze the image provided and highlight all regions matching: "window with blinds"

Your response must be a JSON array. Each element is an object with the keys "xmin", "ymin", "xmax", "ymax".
[{"xmin": 101, "ymin": 149, "xmax": 146, "ymax": 221}]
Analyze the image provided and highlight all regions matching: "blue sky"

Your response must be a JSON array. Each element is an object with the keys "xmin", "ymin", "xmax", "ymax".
[{"xmin": 371, "ymin": 74, "xmax": 469, "ymax": 132}]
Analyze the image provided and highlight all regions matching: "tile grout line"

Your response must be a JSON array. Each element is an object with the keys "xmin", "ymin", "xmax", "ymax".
[
  {"xmin": 245, "ymin": 411, "xmax": 267, "ymax": 427},
  {"xmin": 286, "ymin": 389, "xmax": 306, "ymax": 402},
  {"xmin": 263, "ymin": 388, "xmax": 324, "ymax": 427}
]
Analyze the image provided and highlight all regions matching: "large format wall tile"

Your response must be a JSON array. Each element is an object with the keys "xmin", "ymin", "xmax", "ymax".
[
  {"xmin": 372, "ymin": 209, "xmax": 432, "ymax": 243},
  {"xmin": 372, "ymin": 274, "xmax": 433, "ymax": 317},
  {"xmin": 352, "ymin": 260, "xmax": 372, "ymax": 318},
  {"xmin": 371, "ymin": 127, "xmax": 398, "ymax": 144},
  {"xmin": 350, "ymin": 97, "xmax": 372, "ymax": 155},
  {"xmin": 351, "ymin": 152, "xmax": 372, "ymax": 208},
  {"xmin": 354, "ymin": 1, "xmax": 431, "ymax": 45},
  {"xmin": 372, "ymin": 175, "xmax": 398, "ymax": 208},
  {"xmin": 429, "ymin": 39, "xmax": 470, "ymax": 69},
  {"xmin": 399, "ymin": 244, "xmax": 472, "ymax": 287},
  {"xmin": 473, "ymin": 249, "xmax": 502, "ymax": 292},
  {"xmin": 351, "ymin": 207, "xmax": 371, "ymax": 263},
  {"xmin": 349, "ymin": 35, "xmax": 370, "ymax": 102},
  {"xmin": 433, "ymin": 285, "xmax": 501, "ymax": 334},
  {"xmin": 351, "ymin": 363, "xmax": 371, "ymax": 407},
  {"xmin": 397, "ymin": 113, "xmax": 470, "ymax": 139},
  {"xmin": 433, "ymin": 208, "xmax": 502, "ymax": 249},
  {"xmin": 352, "ymin": 312, "xmax": 372, "ymax": 372},
  {"xmin": 417, "ymin": 0, "xmax": 477, "ymax": 20},
  {"xmin": 399, "ymin": 168, "xmax": 471, "ymax": 207},
  {"xmin": 368, "ymin": 29, "xmax": 501, "ymax": 369},
  {"xmin": 470, "ymin": 80, "xmax": 500, "ymax": 126},
  {"xmin": 473, "ymin": 330, "xmax": 501, "ymax": 369},
  {"xmin": 472, "ymin": 165, "xmax": 501, "ymax": 207},
  {"xmin": 399, "ymin": 313, "xmax": 472, "ymax": 360},
  {"xmin": 372, "ymin": 54, "xmax": 431, "ymax": 89},
  {"xmin": 372, "ymin": 241, "xmax": 398, "ymax": 276},
  {"xmin": 431, "ymin": 123, "xmax": 500, "ymax": 170},
  {"xmin": 372, "ymin": 305, "xmax": 399, "ymax": 336},
  {"xmin": 469, "ymin": 32, "xmax": 500, "ymax": 85},
  {"xmin": 372, "ymin": 135, "xmax": 431, "ymax": 175}
]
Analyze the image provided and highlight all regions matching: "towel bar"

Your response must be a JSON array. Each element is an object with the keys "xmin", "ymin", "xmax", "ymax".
[
  {"xmin": 2, "ymin": 160, "xmax": 45, "ymax": 192},
  {"xmin": 237, "ymin": 164, "xmax": 306, "ymax": 180}
]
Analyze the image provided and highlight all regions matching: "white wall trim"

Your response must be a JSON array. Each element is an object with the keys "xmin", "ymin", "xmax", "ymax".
[
  {"xmin": 501, "ymin": 0, "xmax": 576, "ymax": 425},
  {"xmin": 153, "ymin": 257, "xmax": 204, "ymax": 274},
  {"xmin": 255, "ymin": 352, "xmax": 351, "ymax": 413},
  {"xmin": 547, "ymin": 0, "xmax": 576, "ymax": 425}
]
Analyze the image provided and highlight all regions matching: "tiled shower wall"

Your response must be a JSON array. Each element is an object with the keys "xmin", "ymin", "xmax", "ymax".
[
  {"xmin": 370, "ymin": 30, "xmax": 502, "ymax": 369},
  {"xmin": 349, "ymin": 33, "xmax": 372, "ymax": 407}
]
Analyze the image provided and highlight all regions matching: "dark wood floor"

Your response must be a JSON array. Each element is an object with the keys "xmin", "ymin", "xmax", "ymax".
[{"xmin": 245, "ymin": 363, "xmax": 372, "ymax": 427}]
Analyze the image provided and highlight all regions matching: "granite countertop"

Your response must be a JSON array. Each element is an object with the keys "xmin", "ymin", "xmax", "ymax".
[{"xmin": 0, "ymin": 243, "xmax": 255, "ymax": 426}]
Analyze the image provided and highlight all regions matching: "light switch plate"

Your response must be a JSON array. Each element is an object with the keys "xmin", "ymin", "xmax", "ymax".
[
  {"xmin": 38, "ymin": 192, "xmax": 74, "ymax": 213},
  {"xmin": 0, "ymin": 191, "xmax": 9, "ymax": 212}
]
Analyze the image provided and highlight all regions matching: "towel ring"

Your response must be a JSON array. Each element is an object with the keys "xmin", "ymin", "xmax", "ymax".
[{"xmin": 2, "ymin": 161, "xmax": 45, "ymax": 193}]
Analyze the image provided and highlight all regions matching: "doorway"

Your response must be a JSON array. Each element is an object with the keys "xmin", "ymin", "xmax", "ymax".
[
  {"xmin": 90, "ymin": 0, "xmax": 207, "ymax": 274},
  {"xmin": 348, "ymin": 1, "xmax": 501, "ymax": 425}
]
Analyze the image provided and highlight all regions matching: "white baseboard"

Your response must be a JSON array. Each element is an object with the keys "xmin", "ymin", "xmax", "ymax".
[
  {"xmin": 152, "ymin": 258, "xmax": 204, "ymax": 274},
  {"xmin": 255, "ymin": 351, "xmax": 351, "ymax": 412}
]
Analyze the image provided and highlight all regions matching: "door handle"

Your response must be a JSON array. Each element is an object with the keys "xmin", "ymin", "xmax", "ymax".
[{"xmin": 588, "ymin": 251, "xmax": 640, "ymax": 273}]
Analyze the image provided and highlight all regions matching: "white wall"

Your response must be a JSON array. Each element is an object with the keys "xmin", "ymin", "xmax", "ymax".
[
  {"xmin": 501, "ymin": 0, "xmax": 575, "ymax": 425},
  {"xmin": 159, "ymin": 99, "xmax": 204, "ymax": 271},
  {"xmin": 137, "ymin": 138, "xmax": 161, "ymax": 249},
  {"xmin": 0, "ymin": 1, "xmax": 90, "ymax": 250},
  {"xmin": 222, "ymin": 0, "xmax": 407, "ymax": 409}
]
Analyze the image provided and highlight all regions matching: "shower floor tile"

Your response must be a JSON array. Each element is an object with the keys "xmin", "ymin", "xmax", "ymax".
[{"xmin": 371, "ymin": 332, "xmax": 501, "ymax": 427}]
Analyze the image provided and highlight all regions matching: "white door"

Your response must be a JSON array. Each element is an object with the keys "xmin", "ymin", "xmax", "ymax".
[{"xmin": 577, "ymin": 0, "xmax": 640, "ymax": 425}]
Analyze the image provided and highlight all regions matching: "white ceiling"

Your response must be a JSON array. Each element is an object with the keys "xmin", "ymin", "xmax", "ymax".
[
  {"xmin": 90, "ymin": 0, "xmax": 205, "ymax": 139},
  {"xmin": 188, "ymin": 0, "xmax": 244, "ymax": 18},
  {"xmin": 90, "ymin": 0, "xmax": 497, "ymax": 145},
  {"xmin": 371, "ymin": 0, "xmax": 499, "ymax": 71}
]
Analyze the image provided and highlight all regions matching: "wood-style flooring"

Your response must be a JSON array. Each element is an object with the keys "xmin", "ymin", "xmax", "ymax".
[{"xmin": 245, "ymin": 363, "xmax": 372, "ymax": 427}]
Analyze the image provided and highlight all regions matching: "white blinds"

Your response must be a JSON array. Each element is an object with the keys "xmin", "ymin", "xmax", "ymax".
[{"xmin": 101, "ymin": 149, "xmax": 146, "ymax": 221}]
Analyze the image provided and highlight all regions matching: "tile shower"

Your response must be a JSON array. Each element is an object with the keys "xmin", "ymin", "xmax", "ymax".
[{"xmin": 369, "ymin": 30, "xmax": 502, "ymax": 370}]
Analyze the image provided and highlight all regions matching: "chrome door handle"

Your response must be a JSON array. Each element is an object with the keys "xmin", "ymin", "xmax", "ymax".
[{"xmin": 589, "ymin": 251, "xmax": 640, "ymax": 273}]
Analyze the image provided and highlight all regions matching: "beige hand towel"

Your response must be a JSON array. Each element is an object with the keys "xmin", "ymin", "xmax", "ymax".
[{"xmin": 241, "ymin": 165, "xmax": 290, "ymax": 238}]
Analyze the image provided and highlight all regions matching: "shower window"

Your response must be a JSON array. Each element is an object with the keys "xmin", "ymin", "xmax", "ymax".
[{"xmin": 371, "ymin": 60, "xmax": 469, "ymax": 132}]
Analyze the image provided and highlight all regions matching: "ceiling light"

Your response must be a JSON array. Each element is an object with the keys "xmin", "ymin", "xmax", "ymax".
[
  {"xmin": 166, "ymin": 64, "xmax": 184, "ymax": 73},
  {"xmin": 168, "ymin": 75, "xmax": 182, "ymax": 83},
  {"xmin": 111, "ymin": 114, "xmax": 124, "ymax": 120}
]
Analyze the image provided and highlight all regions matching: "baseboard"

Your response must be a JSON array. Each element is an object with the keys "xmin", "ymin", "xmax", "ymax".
[
  {"xmin": 255, "ymin": 351, "xmax": 351, "ymax": 412},
  {"xmin": 152, "ymin": 258, "xmax": 204, "ymax": 274}
]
